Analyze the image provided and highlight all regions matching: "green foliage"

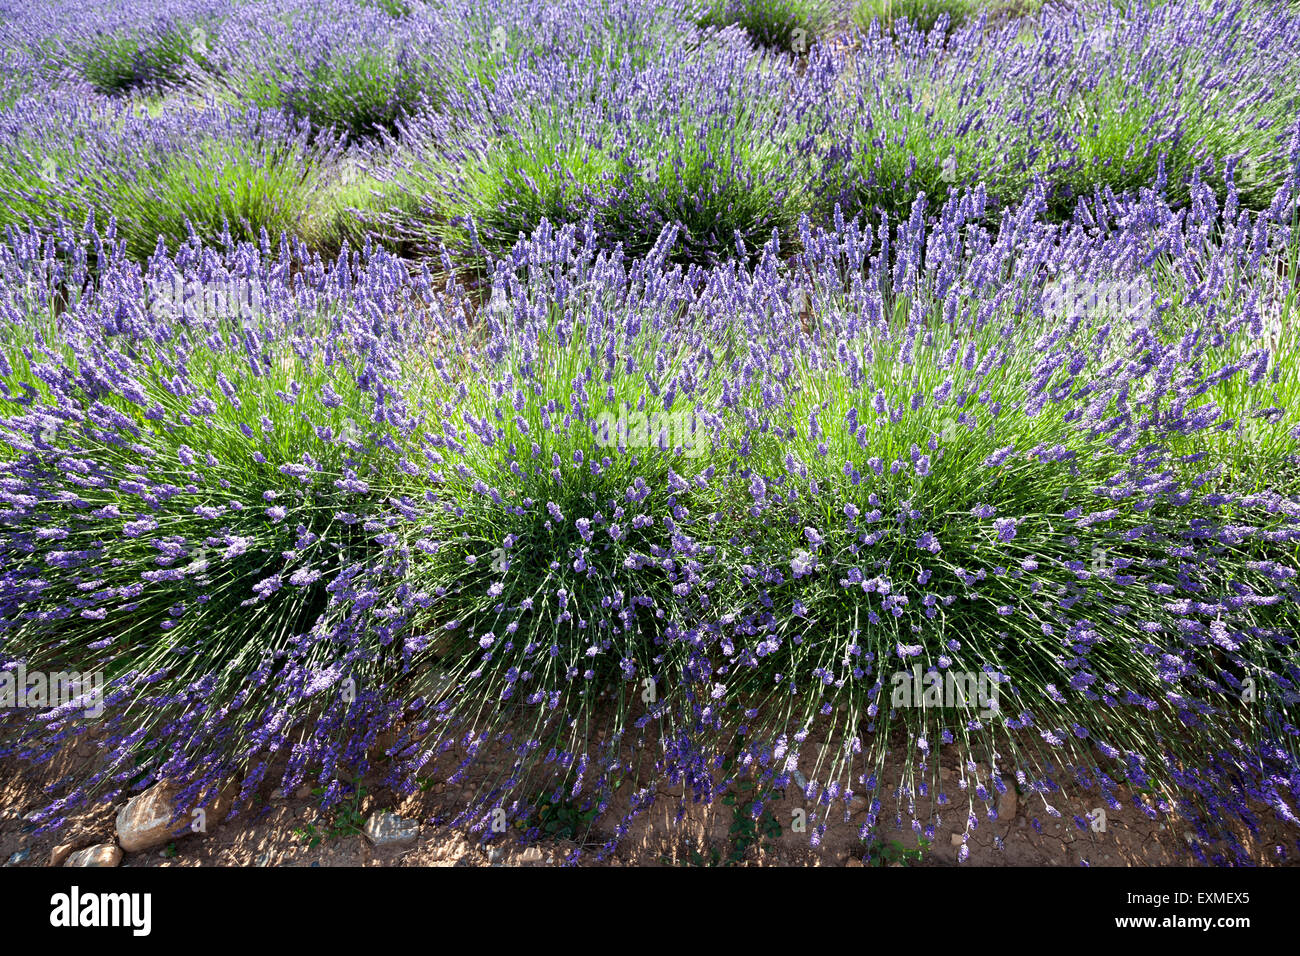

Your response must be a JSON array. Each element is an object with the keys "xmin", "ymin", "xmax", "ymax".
[
  {"xmin": 294, "ymin": 784, "xmax": 369, "ymax": 848},
  {"xmin": 698, "ymin": 0, "xmax": 837, "ymax": 50}
]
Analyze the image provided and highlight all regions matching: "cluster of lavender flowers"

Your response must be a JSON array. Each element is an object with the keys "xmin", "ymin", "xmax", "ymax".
[
  {"xmin": 2, "ymin": 0, "xmax": 1296, "ymax": 264},
  {"xmin": 383, "ymin": 23, "xmax": 808, "ymax": 262},
  {"xmin": 0, "ymin": 0, "xmax": 233, "ymax": 94},
  {"xmin": 3, "ymin": 140, "xmax": 1298, "ymax": 861},
  {"xmin": 0, "ymin": 90, "xmax": 339, "ymax": 260},
  {"xmin": 800, "ymin": 0, "xmax": 1300, "ymax": 223}
]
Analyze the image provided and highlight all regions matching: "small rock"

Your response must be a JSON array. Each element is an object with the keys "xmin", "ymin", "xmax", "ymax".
[
  {"xmin": 5, "ymin": 849, "xmax": 30, "ymax": 866},
  {"xmin": 487, "ymin": 845, "xmax": 505, "ymax": 864},
  {"xmin": 950, "ymin": 832, "xmax": 964, "ymax": 847},
  {"xmin": 362, "ymin": 811, "xmax": 420, "ymax": 847},
  {"xmin": 997, "ymin": 787, "xmax": 1017, "ymax": 820},
  {"xmin": 116, "ymin": 778, "xmax": 236, "ymax": 853},
  {"xmin": 791, "ymin": 769, "xmax": 808, "ymax": 791},
  {"xmin": 520, "ymin": 846, "xmax": 544, "ymax": 864},
  {"xmin": 845, "ymin": 857, "xmax": 864, "ymax": 868},
  {"xmin": 66, "ymin": 844, "xmax": 122, "ymax": 868},
  {"xmin": 50, "ymin": 844, "xmax": 78, "ymax": 867},
  {"xmin": 116, "ymin": 781, "xmax": 185, "ymax": 853},
  {"xmin": 254, "ymin": 852, "xmax": 271, "ymax": 867}
]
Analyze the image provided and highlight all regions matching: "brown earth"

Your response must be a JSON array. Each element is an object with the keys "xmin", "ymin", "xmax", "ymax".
[{"xmin": 3, "ymin": 729, "xmax": 1296, "ymax": 868}]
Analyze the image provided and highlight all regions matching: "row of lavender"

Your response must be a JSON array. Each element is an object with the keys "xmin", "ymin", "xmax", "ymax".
[
  {"xmin": 0, "ymin": 0, "xmax": 1297, "ymax": 262},
  {"xmin": 1, "ymin": 153, "xmax": 1297, "ymax": 861}
]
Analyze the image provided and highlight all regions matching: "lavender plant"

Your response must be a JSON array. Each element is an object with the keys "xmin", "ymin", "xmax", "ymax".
[
  {"xmin": 4, "ymin": 0, "xmax": 232, "ymax": 94},
  {"xmin": 0, "ymin": 94, "xmax": 339, "ymax": 261},
  {"xmin": 697, "ymin": 0, "xmax": 837, "ymax": 49},
  {"xmin": 808, "ymin": 0, "xmax": 1300, "ymax": 225},
  {"xmin": 383, "ymin": 32, "xmax": 815, "ymax": 265},
  {"xmin": 2, "ymin": 0, "xmax": 1299, "ymax": 869},
  {"xmin": 3, "ymin": 160, "xmax": 1297, "ymax": 863}
]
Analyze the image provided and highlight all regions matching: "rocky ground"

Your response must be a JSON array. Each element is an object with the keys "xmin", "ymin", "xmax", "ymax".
[{"xmin": 4, "ymin": 734, "xmax": 1296, "ymax": 868}]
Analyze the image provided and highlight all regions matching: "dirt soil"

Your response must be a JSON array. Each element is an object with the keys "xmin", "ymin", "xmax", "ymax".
[{"xmin": 3, "ymin": 731, "xmax": 1296, "ymax": 868}]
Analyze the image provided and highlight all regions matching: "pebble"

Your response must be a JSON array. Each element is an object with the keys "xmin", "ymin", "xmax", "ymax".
[
  {"xmin": 66, "ymin": 844, "xmax": 122, "ymax": 868},
  {"xmin": 5, "ymin": 849, "xmax": 30, "ymax": 866},
  {"xmin": 520, "ymin": 846, "xmax": 544, "ymax": 864},
  {"xmin": 487, "ymin": 845, "xmax": 505, "ymax": 864},
  {"xmin": 362, "ymin": 811, "xmax": 420, "ymax": 847},
  {"xmin": 50, "ymin": 844, "xmax": 78, "ymax": 866}
]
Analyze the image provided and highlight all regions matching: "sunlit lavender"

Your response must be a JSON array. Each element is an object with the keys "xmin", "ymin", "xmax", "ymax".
[{"xmin": 0, "ymin": 0, "xmax": 1298, "ymax": 868}]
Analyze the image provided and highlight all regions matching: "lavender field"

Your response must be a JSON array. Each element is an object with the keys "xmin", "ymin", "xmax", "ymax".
[{"xmin": 1, "ymin": 0, "xmax": 1298, "ymax": 871}]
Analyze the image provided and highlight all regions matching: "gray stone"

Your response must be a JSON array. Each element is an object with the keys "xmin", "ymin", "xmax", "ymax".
[
  {"xmin": 487, "ymin": 845, "xmax": 505, "ymax": 864},
  {"xmin": 520, "ymin": 846, "xmax": 544, "ymax": 864},
  {"xmin": 66, "ymin": 844, "xmax": 122, "ymax": 868},
  {"xmin": 5, "ymin": 849, "xmax": 30, "ymax": 866},
  {"xmin": 362, "ymin": 811, "xmax": 420, "ymax": 847}
]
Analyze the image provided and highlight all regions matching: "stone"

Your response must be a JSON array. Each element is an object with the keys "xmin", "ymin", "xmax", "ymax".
[
  {"xmin": 116, "ymin": 778, "xmax": 236, "ymax": 852},
  {"xmin": 66, "ymin": 844, "xmax": 122, "ymax": 868},
  {"xmin": 50, "ymin": 844, "xmax": 78, "ymax": 867},
  {"xmin": 5, "ymin": 849, "xmax": 30, "ymax": 866},
  {"xmin": 520, "ymin": 846, "xmax": 544, "ymax": 864},
  {"xmin": 845, "ymin": 857, "xmax": 864, "ymax": 868},
  {"xmin": 791, "ymin": 769, "xmax": 809, "ymax": 791},
  {"xmin": 950, "ymin": 832, "xmax": 964, "ymax": 847},
  {"xmin": 115, "ymin": 781, "xmax": 187, "ymax": 852},
  {"xmin": 487, "ymin": 845, "xmax": 505, "ymax": 864},
  {"xmin": 362, "ymin": 811, "xmax": 420, "ymax": 847},
  {"xmin": 997, "ymin": 787, "xmax": 1017, "ymax": 820}
]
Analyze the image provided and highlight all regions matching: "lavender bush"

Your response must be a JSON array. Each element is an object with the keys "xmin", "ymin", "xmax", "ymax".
[
  {"xmin": 1, "ymin": 0, "xmax": 1299, "ymax": 869},
  {"xmin": 382, "ymin": 29, "xmax": 814, "ymax": 264},
  {"xmin": 3, "ymin": 156, "xmax": 1298, "ymax": 861},
  {"xmin": 807, "ymin": 0, "xmax": 1300, "ymax": 224},
  {"xmin": 0, "ymin": 93, "xmax": 340, "ymax": 260}
]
